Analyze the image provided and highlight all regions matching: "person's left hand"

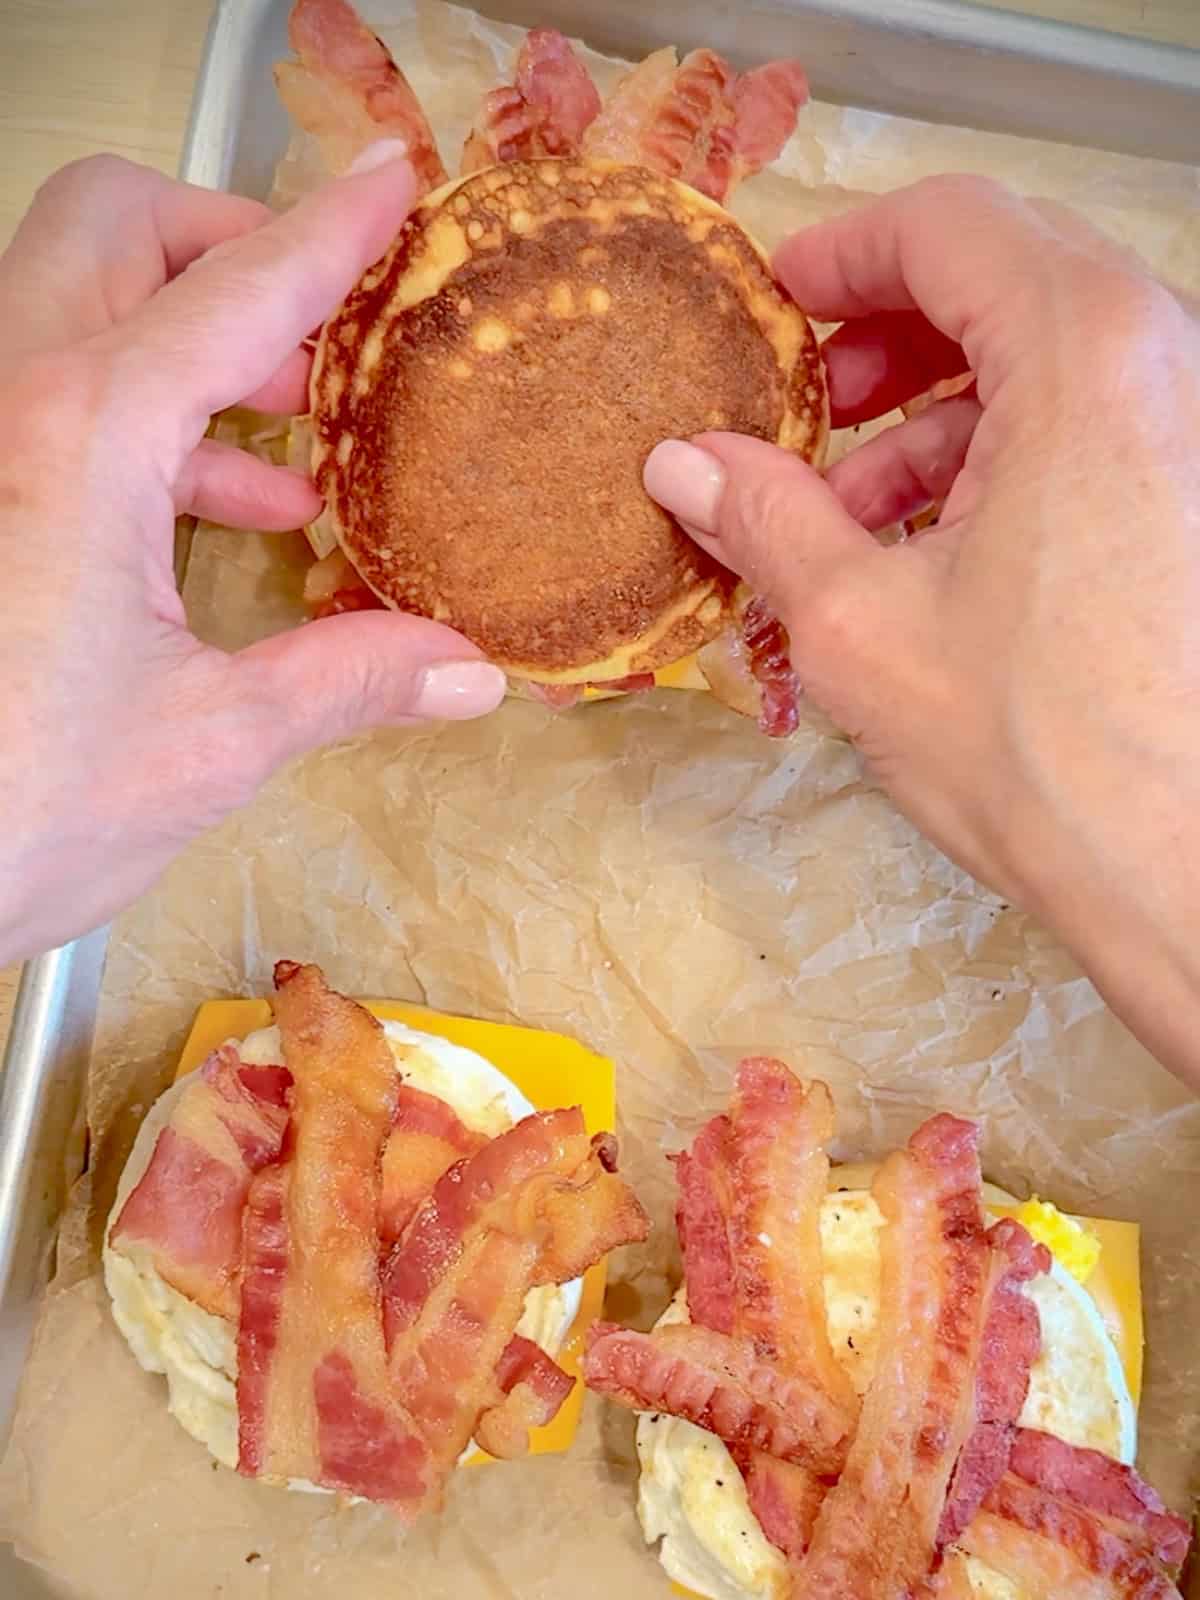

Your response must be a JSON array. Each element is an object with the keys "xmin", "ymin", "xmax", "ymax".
[{"xmin": 0, "ymin": 144, "xmax": 507, "ymax": 964}]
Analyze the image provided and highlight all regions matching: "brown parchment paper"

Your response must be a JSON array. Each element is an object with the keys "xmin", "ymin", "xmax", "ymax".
[{"xmin": 2, "ymin": 5, "xmax": 1199, "ymax": 1596}]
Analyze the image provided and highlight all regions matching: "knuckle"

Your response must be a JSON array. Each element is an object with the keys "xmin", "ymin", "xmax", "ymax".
[
  {"xmin": 36, "ymin": 152, "xmax": 138, "ymax": 207},
  {"xmin": 912, "ymin": 172, "xmax": 1012, "ymax": 215},
  {"xmin": 790, "ymin": 566, "xmax": 868, "ymax": 662}
]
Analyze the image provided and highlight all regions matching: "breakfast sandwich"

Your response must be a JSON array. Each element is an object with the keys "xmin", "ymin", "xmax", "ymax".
[
  {"xmin": 583, "ymin": 1058, "xmax": 1190, "ymax": 1599},
  {"xmin": 276, "ymin": 0, "xmax": 822, "ymax": 736},
  {"xmin": 104, "ymin": 961, "xmax": 647, "ymax": 1514}
]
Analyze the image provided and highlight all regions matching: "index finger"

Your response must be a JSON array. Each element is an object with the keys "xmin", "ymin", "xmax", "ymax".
[
  {"xmin": 773, "ymin": 176, "xmax": 1067, "ymax": 385},
  {"xmin": 104, "ymin": 146, "xmax": 417, "ymax": 446}
]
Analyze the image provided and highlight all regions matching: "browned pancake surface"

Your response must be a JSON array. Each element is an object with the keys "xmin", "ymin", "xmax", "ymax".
[{"xmin": 311, "ymin": 160, "xmax": 826, "ymax": 679}]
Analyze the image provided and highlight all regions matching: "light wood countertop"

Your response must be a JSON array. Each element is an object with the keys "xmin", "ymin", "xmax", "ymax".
[{"xmin": 0, "ymin": 0, "xmax": 1195, "ymax": 1053}]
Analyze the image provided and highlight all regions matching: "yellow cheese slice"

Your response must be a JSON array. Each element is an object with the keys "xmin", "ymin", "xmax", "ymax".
[
  {"xmin": 176, "ymin": 995, "xmax": 619, "ymax": 1464},
  {"xmin": 581, "ymin": 653, "xmax": 709, "ymax": 700}
]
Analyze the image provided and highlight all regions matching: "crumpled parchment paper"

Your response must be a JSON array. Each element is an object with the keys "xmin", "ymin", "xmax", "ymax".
[{"xmin": 1, "ymin": 4, "xmax": 1197, "ymax": 1596}]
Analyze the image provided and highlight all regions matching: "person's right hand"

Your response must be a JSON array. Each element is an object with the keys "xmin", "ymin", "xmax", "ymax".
[{"xmin": 644, "ymin": 176, "xmax": 1200, "ymax": 1089}]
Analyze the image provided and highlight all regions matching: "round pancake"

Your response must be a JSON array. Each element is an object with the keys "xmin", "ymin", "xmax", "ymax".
[{"xmin": 308, "ymin": 158, "xmax": 828, "ymax": 683}]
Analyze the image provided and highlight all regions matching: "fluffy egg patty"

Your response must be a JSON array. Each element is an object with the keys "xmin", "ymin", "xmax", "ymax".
[
  {"xmin": 104, "ymin": 1021, "xmax": 578, "ymax": 1486},
  {"xmin": 636, "ymin": 1189, "xmax": 1135, "ymax": 1600}
]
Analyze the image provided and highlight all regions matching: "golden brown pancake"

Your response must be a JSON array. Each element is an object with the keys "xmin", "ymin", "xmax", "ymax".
[{"xmin": 307, "ymin": 158, "xmax": 828, "ymax": 684}]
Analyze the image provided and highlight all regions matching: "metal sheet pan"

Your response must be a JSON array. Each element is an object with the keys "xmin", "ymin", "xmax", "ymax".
[{"xmin": 0, "ymin": 0, "xmax": 1195, "ymax": 1592}]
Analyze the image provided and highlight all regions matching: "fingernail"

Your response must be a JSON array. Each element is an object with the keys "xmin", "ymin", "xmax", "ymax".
[
  {"xmin": 413, "ymin": 659, "xmax": 507, "ymax": 720},
  {"xmin": 643, "ymin": 441, "xmax": 727, "ymax": 536},
  {"xmin": 347, "ymin": 138, "xmax": 410, "ymax": 175}
]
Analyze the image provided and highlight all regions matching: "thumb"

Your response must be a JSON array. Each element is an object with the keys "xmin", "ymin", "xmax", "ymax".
[
  {"xmin": 232, "ymin": 610, "xmax": 507, "ymax": 768},
  {"xmin": 644, "ymin": 432, "xmax": 877, "ymax": 607},
  {"xmin": 643, "ymin": 432, "xmax": 907, "ymax": 720}
]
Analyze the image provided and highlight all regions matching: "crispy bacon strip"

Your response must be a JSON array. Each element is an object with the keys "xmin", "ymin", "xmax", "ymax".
[
  {"xmin": 474, "ymin": 1335, "xmax": 576, "ymax": 1459},
  {"xmin": 388, "ymin": 1228, "xmax": 539, "ymax": 1483},
  {"xmin": 731, "ymin": 62, "xmax": 809, "ymax": 175},
  {"xmin": 583, "ymin": 47, "xmax": 805, "ymax": 202},
  {"xmin": 1009, "ymin": 1431, "xmax": 1190, "ymax": 1569},
  {"xmin": 275, "ymin": 0, "xmax": 447, "ymax": 192},
  {"xmin": 462, "ymin": 28, "xmax": 601, "ymax": 173},
  {"xmin": 965, "ymin": 1477, "xmax": 1183, "ymax": 1599},
  {"xmin": 529, "ymin": 1153, "xmax": 650, "ymax": 1286},
  {"xmin": 108, "ymin": 1044, "xmax": 291, "ymax": 1321},
  {"xmin": 525, "ymin": 681, "xmax": 585, "ymax": 711},
  {"xmin": 696, "ymin": 590, "xmax": 800, "ymax": 738},
  {"xmin": 673, "ymin": 1111, "xmax": 737, "ymax": 1332},
  {"xmin": 732, "ymin": 1447, "xmax": 824, "ymax": 1561},
  {"xmin": 235, "ymin": 962, "xmax": 430, "ymax": 1506},
  {"xmin": 582, "ymin": 1321, "xmax": 851, "ymax": 1476},
  {"xmin": 938, "ymin": 1217, "xmax": 1051, "ymax": 1546},
  {"xmin": 583, "ymin": 47, "xmax": 735, "ymax": 201},
  {"xmin": 727, "ymin": 1061, "xmax": 857, "ymax": 1414},
  {"xmin": 674, "ymin": 1065, "xmax": 854, "ymax": 1554},
  {"xmin": 382, "ymin": 1107, "xmax": 594, "ymax": 1342},
  {"xmin": 795, "ymin": 1115, "xmax": 991, "ymax": 1596},
  {"xmin": 382, "ymin": 1111, "xmax": 645, "ymax": 1479},
  {"xmin": 380, "ymin": 1083, "xmax": 486, "ymax": 1246}
]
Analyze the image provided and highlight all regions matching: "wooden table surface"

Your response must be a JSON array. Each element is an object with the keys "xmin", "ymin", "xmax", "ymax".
[{"xmin": 0, "ymin": 0, "xmax": 1196, "ymax": 1053}]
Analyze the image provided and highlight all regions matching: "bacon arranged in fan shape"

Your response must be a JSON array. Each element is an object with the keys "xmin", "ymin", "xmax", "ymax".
[
  {"xmin": 278, "ymin": 3, "xmax": 809, "ymax": 734},
  {"xmin": 582, "ymin": 46, "xmax": 807, "ymax": 202},
  {"xmin": 937, "ymin": 1215, "xmax": 1052, "ymax": 1546},
  {"xmin": 796, "ymin": 1115, "xmax": 995, "ymax": 1594},
  {"xmin": 582, "ymin": 1062, "xmax": 1189, "ymax": 1597},
  {"xmin": 274, "ymin": 0, "xmax": 447, "ymax": 192},
  {"xmin": 462, "ymin": 28, "xmax": 602, "ymax": 172},
  {"xmin": 113, "ymin": 959, "xmax": 645, "ymax": 1515},
  {"xmin": 584, "ymin": 1321, "xmax": 850, "ymax": 1477},
  {"xmin": 108, "ymin": 1043, "xmax": 292, "ymax": 1321}
]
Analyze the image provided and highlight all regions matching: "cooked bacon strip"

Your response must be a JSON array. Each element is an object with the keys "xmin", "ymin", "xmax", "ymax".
[
  {"xmin": 462, "ymin": 28, "xmax": 601, "ymax": 173},
  {"xmin": 583, "ymin": 47, "xmax": 735, "ymax": 201},
  {"xmin": 732, "ymin": 1447, "xmax": 824, "ymax": 1560},
  {"xmin": 275, "ymin": 0, "xmax": 447, "ymax": 192},
  {"xmin": 965, "ymin": 1477, "xmax": 1182, "ymax": 1599},
  {"xmin": 383, "ymin": 1111, "xmax": 646, "ymax": 1478},
  {"xmin": 727, "ymin": 1061, "xmax": 857, "ymax": 1415},
  {"xmin": 582, "ymin": 1322, "xmax": 851, "ymax": 1476},
  {"xmin": 528, "ymin": 1150, "xmax": 650, "ymax": 1286},
  {"xmin": 795, "ymin": 1115, "xmax": 991, "ymax": 1596},
  {"xmin": 525, "ymin": 681, "xmax": 585, "ymax": 710},
  {"xmin": 380, "ymin": 1083, "xmax": 486, "ymax": 1246},
  {"xmin": 673, "ymin": 1067, "xmax": 853, "ymax": 1549},
  {"xmin": 235, "ymin": 962, "xmax": 431, "ymax": 1506},
  {"xmin": 696, "ymin": 591, "xmax": 800, "ymax": 738},
  {"xmin": 731, "ymin": 62, "xmax": 808, "ymax": 175},
  {"xmin": 742, "ymin": 597, "xmax": 800, "ymax": 738},
  {"xmin": 673, "ymin": 1111, "xmax": 737, "ymax": 1333},
  {"xmin": 108, "ymin": 1043, "xmax": 291, "ymax": 1321},
  {"xmin": 474, "ymin": 1334, "xmax": 576, "ymax": 1458},
  {"xmin": 389, "ymin": 1228, "xmax": 539, "ymax": 1482},
  {"xmin": 938, "ymin": 1217, "xmax": 1051, "ymax": 1546},
  {"xmin": 1009, "ymin": 1431, "xmax": 1190, "ymax": 1568},
  {"xmin": 382, "ymin": 1106, "xmax": 594, "ymax": 1342},
  {"xmin": 583, "ymin": 47, "xmax": 805, "ymax": 202}
]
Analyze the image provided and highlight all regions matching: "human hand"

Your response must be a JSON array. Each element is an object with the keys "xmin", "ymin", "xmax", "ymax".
[
  {"xmin": 0, "ymin": 145, "xmax": 506, "ymax": 965},
  {"xmin": 644, "ymin": 177, "xmax": 1200, "ymax": 1086}
]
